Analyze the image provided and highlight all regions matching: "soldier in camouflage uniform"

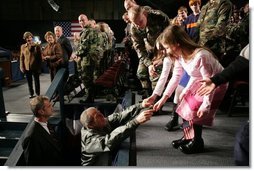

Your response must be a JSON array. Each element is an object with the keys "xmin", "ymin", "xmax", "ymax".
[
  {"xmin": 76, "ymin": 14, "xmax": 103, "ymax": 103},
  {"xmin": 80, "ymin": 101, "xmax": 153, "ymax": 166},
  {"xmin": 224, "ymin": 2, "xmax": 249, "ymax": 67},
  {"xmin": 197, "ymin": 0, "xmax": 232, "ymax": 60},
  {"xmin": 96, "ymin": 22, "xmax": 111, "ymax": 74},
  {"xmin": 87, "ymin": 19, "xmax": 106, "ymax": 77},
  {"xmin": 128, "ymin": 5, "xmax": 170, "ymax": 97},
  {"xmin": 124, "ymin": 0, "xmax": 152, "ymax": 94}
]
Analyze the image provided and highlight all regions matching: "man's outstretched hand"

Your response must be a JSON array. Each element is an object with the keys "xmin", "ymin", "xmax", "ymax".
[
  {"xmin": 197, "ymin": 78, "xmax": 216, "ymax": 96},
  {"xmin": 136, "ymin": 109, "xmax": 154, "ymax": 124}
]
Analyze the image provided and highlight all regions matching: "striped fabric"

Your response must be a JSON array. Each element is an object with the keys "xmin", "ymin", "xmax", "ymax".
[
  {"xmin": 183, "ymin": 120, "xmax": 194, "ymax": 140},
  {"xmin": 53, "ymin": 21, "xmax": 82, "ymax": 37}
]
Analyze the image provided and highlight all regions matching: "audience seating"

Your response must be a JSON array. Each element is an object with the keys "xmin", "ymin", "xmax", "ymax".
[
  {"xmin": 94, "ymin": 60, "xmax": 126, "ymax": 100},
  {"xmin": 227, "ymin": 80, "xmax": 249, "ymax": 117},
  {"xmin": 64, "ymin": 73, "xmax": 84, "ymax": 102}
]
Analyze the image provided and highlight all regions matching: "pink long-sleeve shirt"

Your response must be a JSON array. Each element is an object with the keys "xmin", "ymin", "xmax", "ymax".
[{"xmin": 154, "ymin": 48, "xmax": 227, "ymax": 121}]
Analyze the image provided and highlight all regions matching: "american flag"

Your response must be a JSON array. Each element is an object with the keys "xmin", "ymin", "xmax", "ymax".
[
  {"xmin": 183, "ymin": 120, "xmax": 194, "ymax": 140},
  {"xmin": 53, "ymin": 21, "xmax": 82, "ymax": 37}
]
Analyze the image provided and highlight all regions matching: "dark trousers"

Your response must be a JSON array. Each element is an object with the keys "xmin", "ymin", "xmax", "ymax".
[
  {"xmin": 25, "ymin": 70, "xmax": 40, "ymax": 96},
  {"xmin": 63, "ymin": 64, "xmax": 69, "ymax": 84},
  {"xmin": 234, "ymin": 121, "xmax": 249, "ymax": 166},
  {"xmin": 193, "ymin": 124, "xmax": 203, "ymax": 140}
]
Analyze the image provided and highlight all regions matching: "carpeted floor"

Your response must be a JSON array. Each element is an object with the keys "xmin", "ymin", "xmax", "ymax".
[
  {"xmin": 135, "ymin": 104, "xmax": 249, "ymax": 167},
  {"xmin": 1, "ymin": 74, "xmax": 250, "ymax": 167}
]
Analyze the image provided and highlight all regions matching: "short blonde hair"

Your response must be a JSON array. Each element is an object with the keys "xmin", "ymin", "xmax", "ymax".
[
  {"xmin": 44, "ymin": 31, "xmax": 55, "ymax": 40},
  {"xmin": 23, "ymin": 31, "xmax": 33, "ymax": 40},
  {"xmin": 128, "ymin": 5, "xmax": 144, "ymax": 23},
  {"xmin": 30, "ymin": 95, "xmax": 49, "ymax": 117}
]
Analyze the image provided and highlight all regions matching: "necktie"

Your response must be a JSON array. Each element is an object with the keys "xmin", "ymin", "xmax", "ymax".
[{"xmin": 47, "ymin": 124, "xmax": 59, "ymax": 143}]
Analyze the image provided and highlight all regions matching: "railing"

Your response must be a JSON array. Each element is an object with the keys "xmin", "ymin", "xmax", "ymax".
[
  {"xmin": 4, "ymin": 68, "xmax": 136, "ymax": 166},
  {"xmin": 4, "ymin": 68, "xmax": 66, "ymax": 166},
  {"xmin": 113, "ymin": 90, "xmax": 136, "ymax": 166}
]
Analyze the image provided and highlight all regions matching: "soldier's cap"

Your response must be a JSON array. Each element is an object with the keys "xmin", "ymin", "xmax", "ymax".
[{"xmin": 23, "ymin": 32, "xmax": 33, "ymax": 40}]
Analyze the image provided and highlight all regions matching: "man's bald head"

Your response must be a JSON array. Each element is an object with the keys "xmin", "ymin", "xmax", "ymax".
[{"xmin": 78, "ymin": 14, "xmax": 89, "ymax": 28}]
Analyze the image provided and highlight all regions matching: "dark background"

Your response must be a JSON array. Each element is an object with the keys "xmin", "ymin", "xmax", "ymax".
[{"xmin": 0, "ymin": 0, "xmax": 248, "ymax": 51}]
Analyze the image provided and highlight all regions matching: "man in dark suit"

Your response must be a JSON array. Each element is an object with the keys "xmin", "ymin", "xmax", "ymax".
[
  {"xmin": 54, "ymin": 26, "xmax": 73, "ymax": 101},
  {"xmin": 54, "ymin": 25, "xmax": 73, "ymax": 73},
  {"xmin": 22, "ymin": 95, "xmax": 63, "ymax": 166}
]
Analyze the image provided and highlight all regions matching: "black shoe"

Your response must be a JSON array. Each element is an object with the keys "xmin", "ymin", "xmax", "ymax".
[
  {"xmin": 179, "ymin": 138, "xmax": 204, "ymax": 154},
  {"xmin": 172, "ymin": 137, "xmax": 191, "ymax": 149},
  {"xmin": 79, "ymin": 96, "xmax": 94, "ymax": 103},
  {"xmin": 29, "ymin": 95, "xmax": 35, "ymax": 99},
  {"xmin": 165, "ymin": 118, "xmax": 179, "ymax": 131}
]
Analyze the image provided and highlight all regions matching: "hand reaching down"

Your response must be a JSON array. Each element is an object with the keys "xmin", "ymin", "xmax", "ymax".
[
  {"xmin": 136, "ymin": 109, "xmax": 154, "ymax": 124},
  {"xmin": 197, "ymin": 78, "xmax": 216, "ymax": 96}
]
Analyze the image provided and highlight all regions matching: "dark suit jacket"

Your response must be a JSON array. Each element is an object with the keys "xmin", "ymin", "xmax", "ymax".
[
  {"xmin": 57, "ymin": 35, "xmax": 73, "ymax": 66},
  {"xmin": 22, "ymin": 120, "xmax": 63, "ymax": 166},
  {"xmin": 211, "ymin": 55, "xmax": 249, "ymax": 86}
]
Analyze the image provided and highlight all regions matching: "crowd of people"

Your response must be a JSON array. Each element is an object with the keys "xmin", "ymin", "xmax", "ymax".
[
  {"xmin": 20, "ymin": 0, "xmax": 249, "ymax": 166},
  {"xmin": 20, "ymin": 16, "xmax": 116, "ymax": 103}
]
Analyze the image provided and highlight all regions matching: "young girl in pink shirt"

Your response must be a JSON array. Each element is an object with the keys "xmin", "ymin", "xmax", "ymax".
[{"xmin": 150, "ymin": 25, "xmax": 228, "ymax": 154}]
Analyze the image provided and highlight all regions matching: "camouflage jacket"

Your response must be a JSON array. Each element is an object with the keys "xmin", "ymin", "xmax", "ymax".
[
  {"xmin": 130, "ymin": 9, "xmax": 170, "ymax": 67},
  {"xmin": 197, "ymin": 0, "xmax": 232, "ymax": 47},
  {"xmin": 100, "ymin": 31, "xmax": 110, "ymax": 51},
  {"xmin": 226, "ymin": 13, "xmax": 249, "ymax": 51},
  {"xmin": 96, "ymin": 31, "xmax": 108, "ymax": 59},
  {"xmin": 81, "ymin": 103, "xmax": 143, "ymax": 166},
  {"xmin": 76, "ymin": 25, "xmax": 102, "ymax": 61}
]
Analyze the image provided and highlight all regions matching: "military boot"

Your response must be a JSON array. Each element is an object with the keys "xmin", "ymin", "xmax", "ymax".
[
  {"xmin": 140, "ymin": 80, "xmax": 152, "ymax": 99},
  {"xmin": 79, "ymin": 88, "xmax": 95, "ymax": 103},
  {"xmin": 164, "ymin": 103, "xmax": 179, "ymax": 131}
]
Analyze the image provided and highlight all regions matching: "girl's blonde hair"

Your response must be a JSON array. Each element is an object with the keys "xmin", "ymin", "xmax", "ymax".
[
  {"xmin": 161, "ymin": 25, "xmax": 201, "ymax": 50},
  {"xmin": 161, "ymin": 25, "xmax": 218, "ymax": 59}
]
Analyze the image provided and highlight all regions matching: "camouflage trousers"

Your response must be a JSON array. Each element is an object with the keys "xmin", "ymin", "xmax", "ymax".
[
  {"xmin": 149, "ymin": 64, "xmax": 163, "ymax": 90},
  {"xmin": 79, "ymin": 57, "xmax": 98, "ymax": 91},
  {"xmin": 201, "ymin": 37, "xmax": 226, "ymax": 60},
  {"xmin": 136, "ymin": 61, "xmax": 151, "ymax": 89}
]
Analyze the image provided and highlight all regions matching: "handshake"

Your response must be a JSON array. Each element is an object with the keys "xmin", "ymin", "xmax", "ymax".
[
  {"xmin": 135, "ymin": 102, "xmax": 155, "ymax": 124},
  {"xmin": 136, "ymin": 107, "xmax": 154, "ymax": 124}
]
